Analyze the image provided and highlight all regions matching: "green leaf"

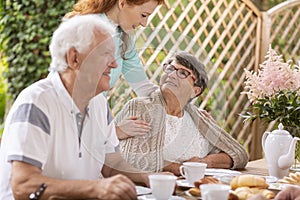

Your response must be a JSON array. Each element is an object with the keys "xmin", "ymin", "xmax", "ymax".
[{"xmin": 1, "ymin": 0, "xmax": 77, "ymax": 99}]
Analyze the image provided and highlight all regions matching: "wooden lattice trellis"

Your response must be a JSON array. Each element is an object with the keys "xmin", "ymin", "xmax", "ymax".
[{"xmin": 107, "ymin": 0, "xmax": 300, "ymax": 160}]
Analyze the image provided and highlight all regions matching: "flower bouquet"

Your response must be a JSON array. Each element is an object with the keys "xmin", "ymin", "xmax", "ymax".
[{"xmin": 241, "ymin": 45, "xmax": 300, "ymax": 161}]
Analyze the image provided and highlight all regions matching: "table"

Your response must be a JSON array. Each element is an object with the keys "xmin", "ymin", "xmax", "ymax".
[
  {"xmin": 175, "ymin": 159, "xmax": 270, "ymax": 199},
  {"xmin": 240, "ymin": 159, "xmax": 269, "ymax": 176}
]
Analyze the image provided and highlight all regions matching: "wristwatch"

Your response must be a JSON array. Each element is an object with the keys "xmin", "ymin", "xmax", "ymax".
[{"xmin": 29, "ymin": 183, "xmax": 47, "ymax": 200}]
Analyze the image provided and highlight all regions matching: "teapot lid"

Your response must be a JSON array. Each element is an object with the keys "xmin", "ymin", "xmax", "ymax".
[{"xmin": 272, "ymin": 123, "xmax": 290, "ymax": 135}]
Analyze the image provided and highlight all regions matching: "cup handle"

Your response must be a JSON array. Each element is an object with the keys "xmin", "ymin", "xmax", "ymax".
[{"xmin": 179, "ymin": 165, "xmax": 186, "ymax": 178}]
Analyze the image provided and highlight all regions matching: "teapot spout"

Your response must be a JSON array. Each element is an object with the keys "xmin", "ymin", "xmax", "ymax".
[{"xmin": 278, "ymin": 137, "xmax": 300, "ymax": 169}]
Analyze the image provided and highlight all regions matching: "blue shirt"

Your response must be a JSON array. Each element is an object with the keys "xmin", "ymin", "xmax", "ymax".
[
  {"xmin": 99, "ymin": 14, "xmax": 147, "ymax": 86},
  {"xmin": 99, "ymin": 14, "xmax": 158, "ymax": 97}
]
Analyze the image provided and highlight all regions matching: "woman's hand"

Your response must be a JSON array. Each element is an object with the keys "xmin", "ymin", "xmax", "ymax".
[
  {"xmin": 116, "ymin": 116, "xmax": 151, "ymax": 139},
  {"xmin": 199, "ymin": 109, "xmax": 217, "ymax": 123},
  {"xmin": 163, "ymin": 162, "xmax": 181, "ymax": 176},
  {"xmin": 186, "ymin": 153, "xmax": 233, "ymax": 169}
]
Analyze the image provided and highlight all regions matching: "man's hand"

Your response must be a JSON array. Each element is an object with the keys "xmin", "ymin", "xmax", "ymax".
[
  {"xmin": 11, "ymin": 161, "xmax": 138, "ymax": 200},
  {"xmin": 116, "ymin": 116, "xmax": 151, "ymax": 139},
  {"xmin": 95, "ymin": 174, "xmax": 137, "ymax": 200}
]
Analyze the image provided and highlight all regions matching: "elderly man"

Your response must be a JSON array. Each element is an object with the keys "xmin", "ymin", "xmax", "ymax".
[
  {"xmin": 115, "ymin": 51, "xmax": 248, "ymax": 175},
  {"xmin": 0, "ymin": 14, "xmax": 152, "ymax": 200}
]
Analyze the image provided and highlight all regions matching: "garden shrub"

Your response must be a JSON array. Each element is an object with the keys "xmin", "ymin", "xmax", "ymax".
[
  {"xmin": 0, "ymin": 0, "xmax": 76, "ymax": 100},
  {"xmin": 0, "ymin": 58, "xmax": 7, "ymax": 138}
]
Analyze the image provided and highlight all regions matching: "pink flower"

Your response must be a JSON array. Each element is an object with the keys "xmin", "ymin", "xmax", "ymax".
[{"xmin": 243, "ymin": 46, "xmax": 300, "ymax": 103}]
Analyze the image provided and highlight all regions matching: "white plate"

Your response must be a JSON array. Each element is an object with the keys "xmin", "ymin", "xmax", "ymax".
[
  {"xmin": 219, "ymin": 175, "xmax": 235, "ymax": 184},
  {"xmin": 176, "ymin": 179, "xmax": 194, "ymax": 188},
  {"xmin": 290, "ymin": 165, "xmax": 300, "ymax": 171},
  {"xmin": 138, "ymin": 194, "xmax": 185, "ymax": 200},
  {"xmin": 205, "ymin": 168, "xmax": 242, "ymax": 177},
  {"xmin": 264, "ymin": 176, "xmax": 278, "ymax": 183},
  {"xmin": 268, "ymin": 183, "xmax": 295, "ymax": 191},
  {"xmin": 136, "ymin": 186, "xmax": 151, "ymax": 196}
]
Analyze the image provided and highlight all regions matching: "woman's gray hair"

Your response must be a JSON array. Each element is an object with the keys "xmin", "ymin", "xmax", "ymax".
[
  {"xmin": 163, "ymin": 51, "xmax": 208, "ymax": 96},
  {"xmin": 49, "ymin": 14, "xmax": 116, "ymax": 72}
]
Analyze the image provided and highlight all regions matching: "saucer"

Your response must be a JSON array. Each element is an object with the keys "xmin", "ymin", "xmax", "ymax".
[
  {"xmin": 268, "ymin": 183, "xmax": 295, "ymax": 191},
  {"xmin": 205, "ymin": 168, "xmax": 241, "ymax": 177},
  {"xmin": 218, "ymin": 175, "xmax": 235, "ymax": 184},
  {"xmin": 138, "ymin": 194, "xmax": 185, "ymax": 200},
  {"xmin": 290, "ymin": 165, "xmax": 300, "ymax": 171},
  {"xmin": 176, "ymin": 179, "xmax": 194, "ymax": 188},
  {"xmin": 136, "ymin": 186, "xmax": 151, "ymax": 196},
  {"xmin": 264, "ymin": 176, "xmax": 278, "ymax": 183}
]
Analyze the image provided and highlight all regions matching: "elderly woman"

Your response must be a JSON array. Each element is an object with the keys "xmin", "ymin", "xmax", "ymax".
[{"xmin": 114, "ymin": 52, "xmax": 248, "ymax": 175}]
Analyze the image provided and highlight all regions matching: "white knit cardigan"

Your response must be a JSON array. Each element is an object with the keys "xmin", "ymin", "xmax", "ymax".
[{"xmin": 114, "ymin": 90, "xmax": 249, "ymax": 172}]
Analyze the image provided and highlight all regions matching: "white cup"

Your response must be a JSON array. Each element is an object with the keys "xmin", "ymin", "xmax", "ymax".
[
  {"xmin": 148, "ymin": 174, "xmax": 177, "ymax": 200},
  {"xmin": 179, "ymin": 162, "xmax": 207, "ymax": 185},
  {"xmin": 200, "ymin": 184, "xmax": 231, "ymax": 200}
]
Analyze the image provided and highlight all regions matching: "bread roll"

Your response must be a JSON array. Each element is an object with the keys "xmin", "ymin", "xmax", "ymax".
[
  {"xmin": 278, "ymin": 172, "xmax": 300, "ymax": 185},
  {"xmin": 189, "ymin": 187, "xmax": 239, "ymax": 200},
  {"xmin": 233, "ymin": 186, "xmax": 252, "ymax": 200},
  {"xmin": 233, "ymin": 186, "xmax": 275, "ymax": 200},
  {"xmin": 230, "ymin": 175, "xmax": 269, "ymax": 189},
  {"xmin": 260, "ymin": 188, "xmax": 275, "ymax": 199},
  {"xmin": 228, "ymin": 192, "xmax": 239, "ymax": 200},
  {"xmin": 194, "ymin": 176, "xmax": 219, "ymax": 188},
  {"xmin": 189, "ymin": 187, "xmax": 201, "ymax": 196}
]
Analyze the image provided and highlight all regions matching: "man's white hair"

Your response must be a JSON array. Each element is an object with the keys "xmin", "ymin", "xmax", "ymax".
[{"xmin": 49, "ymin": 14, "xmax": 116, "ymax": 72}]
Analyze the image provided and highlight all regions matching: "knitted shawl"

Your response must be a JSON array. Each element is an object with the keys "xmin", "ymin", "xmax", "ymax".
[{"xmin": 114, "ymin": 90, "xmax": 249, "ymax": 172}]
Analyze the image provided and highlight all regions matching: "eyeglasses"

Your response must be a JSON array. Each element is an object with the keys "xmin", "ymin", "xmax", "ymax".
[{"xmin": 163, "ymin": 64, "xmax": 195, "ymax": 81}]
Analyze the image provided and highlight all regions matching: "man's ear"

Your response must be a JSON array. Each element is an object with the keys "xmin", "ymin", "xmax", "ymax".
[
  {"xmin": 192, "ymin": 86, "xmax": 202, "ymax": 98},
  {"xmin": 118, "ymin": 0, "xmax": 126, "ymax": 9},
  {"xmin": 66, "ymin": 47, "xmax": 79, "ymax": 70}
]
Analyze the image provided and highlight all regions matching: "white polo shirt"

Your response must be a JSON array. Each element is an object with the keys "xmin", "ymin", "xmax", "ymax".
[{"xmin": 0, "ymin": 72, "xmax": 119, "ymax": 199}]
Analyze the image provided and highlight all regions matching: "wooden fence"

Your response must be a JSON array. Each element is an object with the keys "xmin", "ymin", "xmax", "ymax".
[{"xmin": 107, "ymin": 0, "xmax": 300, "ymax": 160}]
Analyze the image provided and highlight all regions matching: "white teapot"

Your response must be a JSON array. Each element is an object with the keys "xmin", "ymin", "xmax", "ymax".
[{"xmin": 262, "ymin": 123, "xmax": 300, "ymax": 178}]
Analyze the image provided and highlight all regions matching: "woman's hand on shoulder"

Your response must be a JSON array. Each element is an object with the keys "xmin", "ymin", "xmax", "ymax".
[
  {"xmin": 198, "ymin": 109, "xmax": 217, "ymax": 123},
  {"xmin": 116, "ymin": 116, "xmax": 151, "ymax": 140}
]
